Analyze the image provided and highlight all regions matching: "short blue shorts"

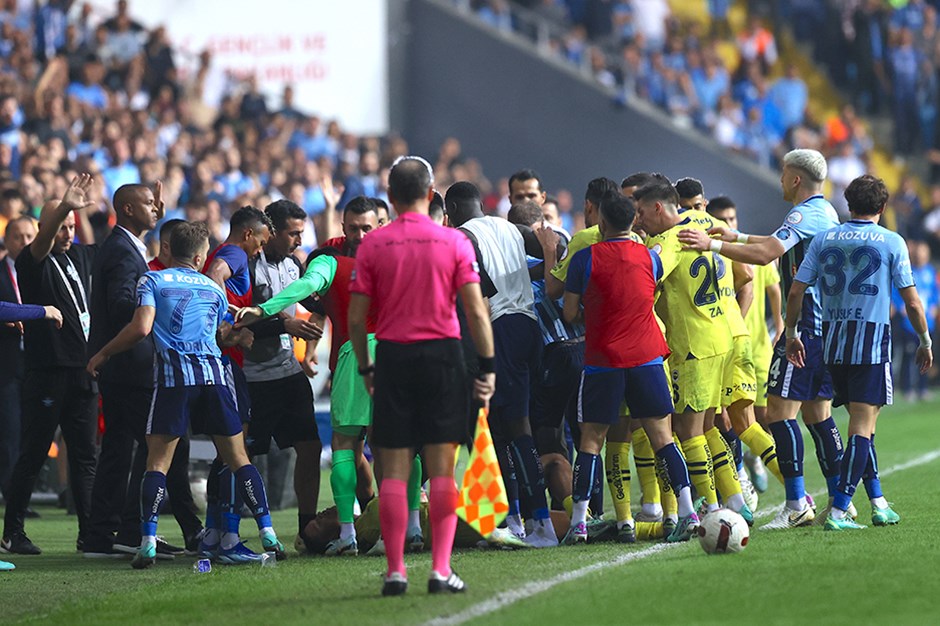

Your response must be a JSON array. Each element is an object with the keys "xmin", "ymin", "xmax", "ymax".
[
  {"xmin": 577, "ymin": 362, "xmax": 674, "ymax": 424},
  {"xmin": 829, "ymin": 363, "xmax": 894, "ymax": 407},
  {"xmin": 147, "ymin": 384, "xmax": 243, "ymax": 438},
  {"xmin": 768, "ymin": 333, "xmax": 834, "ymax": 402}
]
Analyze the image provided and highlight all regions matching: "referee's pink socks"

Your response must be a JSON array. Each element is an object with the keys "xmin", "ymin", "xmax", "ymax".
[
  {"xmin": 429, "ymin": 477, "xmax": 458, "ymax": 578},
  {"xmin": 379, "ymin": 479, "xmax": 408, "ymax": 576}
]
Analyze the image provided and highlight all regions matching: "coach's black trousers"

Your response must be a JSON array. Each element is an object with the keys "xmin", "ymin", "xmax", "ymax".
[
  {"xmin": 85, "ymin": 382, "xmax": 202, "ymax": 552},
  {"xmin": 2, "ymin": 367, "xmax": 97, "ymax": 541}
]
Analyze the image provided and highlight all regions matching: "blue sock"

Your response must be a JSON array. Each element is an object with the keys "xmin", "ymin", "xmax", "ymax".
[
  {"xmin": 572, "ymin": 452, "xmax": 599, "ymax": 504},
  {"xmin": 806, "ymin": 417, "xmax": 844, "ymax": 497},
  {"xmin": 655, "ymin": 443, "xmax": 691, "ymax": 492},
  {"xmin": 510, "ymin": 435, "xmax": 549, "ymax": 520},
  {"xmin": 589, "ymin": 455, "xmax": 605, "ymax": 516},
  {"xmin": 769, "ymin": 419, "xmax": 805, "ymax": 501},
  {"xmin": 140, "ymin": 471, "xmax": 167, "ymax": 539},
  {"xmin": 235, "ymin": 464, "xmax": 272, "ymax": 530},
  {"xmin": 722, "ymin": 428, "xmax": 744, "ymax": 473},
  {"xmin": 497, "ymin": 444, "xmax": 521, "ymax": 517},
  {"xmin": 834, "ymin": 435, "xmax": 871, "ymax": 512},
  {"xmin": 204, "ymin": 458, "xmax": 222, "ymax": 531},
  {"xmin": 862, "ymin": 433, "xmax": 883, "ymax": 500},
  {"xmin": 218, "ymin": 465, "xmax": 242, "ymax": 536}
]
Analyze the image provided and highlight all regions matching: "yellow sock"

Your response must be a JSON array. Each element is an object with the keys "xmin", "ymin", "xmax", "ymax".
[
  {"xmin": 605, "ymin": 441, "xmax": 632, "ymax": 524},
  {"xmin": 563, "ymin": 495, "xmax": 574, "ymax": 518},
  {"xmin": 655, "ymin": 456, "xmax": 678, "ymax": 519},
  {"xmin": 740, "ymin": 423, "xmax": 785, "ymax": 486},
  {"xmin": 635, "ymin": 521, "xmax": 664, "ymax": 540},
  {"xmin": 631, "ymin": 428, "xmax": 660, "ymax": 505},
  {"xmin": 681, "ymin": 435, "xmax": 717, "ymax": 506},
  {"xmin": 705, "ymin": 427, "xmax": 742, "ymax": 501}
]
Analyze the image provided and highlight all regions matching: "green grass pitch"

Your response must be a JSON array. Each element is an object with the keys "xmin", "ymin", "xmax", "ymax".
[{"xmin": 2, "ymin": 399, "xmax": 939, "ymax": 625}]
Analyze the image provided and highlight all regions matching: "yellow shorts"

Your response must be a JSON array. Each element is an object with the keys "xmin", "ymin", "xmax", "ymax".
[
  {"xmin": 752, "ymin": 340, "xmax": 772, "ymax": 408},
  {"xmin": 722, "ymin": 336, "xmax": 758, "ymax": 407},
  {"xmin": 620, "ymin": 360, "xmax": 671, "ymax": 417},
  {"xmin": 671, "ymin": 352, "xmax": 730, "ymax": 414}
]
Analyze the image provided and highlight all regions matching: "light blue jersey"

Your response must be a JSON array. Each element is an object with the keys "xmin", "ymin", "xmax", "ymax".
[
  {"xmin": 137, "ymin": 268, "xmax": 229, "ymax": 387},
  {"xmin": 771, "ymin": 195, "xmax": 840, "ymax": 336},
  {"xmin": 795, "ymin": 220, "xmax": 915, "ymax": 365}
]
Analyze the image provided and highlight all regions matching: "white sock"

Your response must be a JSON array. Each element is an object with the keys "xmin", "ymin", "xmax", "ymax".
[
  {"xmin": 641, "ymin": 503, "xmax": 663, "ymax": 517},
  {"xmin": 339, "ymin": 522, "xmax": 356, "ymax": 540},
  {"xmin": 617, "ymin": 519, "xmax": 635, "ymax": 531},
  {"xmin": 260, "ymin": 526, "xmax": 274, "ymax": 537},
  {"xmin": 572, "ymin": 500, "xmax": 590, "ymax": 527},
  {"xmin": 676, "ymin": 487, "xmax": 695, "ymax": 518},
  {"xmin": 141, "ymin": 535, "xmax": 156, "ymax": 550},
  {"xmin": 786, "ymin": 497, "xmax": 807, "ymax": 511},
  {"xmin": 408, "ymin": 509, "xmax": 421, "ymax": 534},
  {"xmin": 726, "ymin": 493, "xmax": 746, "ymax": 512},
  {"xmin": 538, "ymin": 515, "xmax": 556, "ymax": 535},
  {"xmin": 831, "ymin": 507, "xmax": 847, "ymax": 520},
  {"xmin": 221, "ymin": 532, "xmax": 240, "ymax": 550},
  {"xmin": 506, "ymin": 514, "xmax": 525, "ymax": 536},
  {"xmin": 871, "ymin": 496, "xmax": 888, "ymax": 509}
]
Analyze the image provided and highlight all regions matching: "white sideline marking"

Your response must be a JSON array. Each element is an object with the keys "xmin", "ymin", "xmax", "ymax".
[{"xmin": 426, "ymin": 448, "xmax": 940, "ymax": 626}]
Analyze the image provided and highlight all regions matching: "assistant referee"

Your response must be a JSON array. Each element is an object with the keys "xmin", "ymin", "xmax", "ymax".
[{"xmin": 348, "ymin": 156, "xmax": 495, "ymax": 597}]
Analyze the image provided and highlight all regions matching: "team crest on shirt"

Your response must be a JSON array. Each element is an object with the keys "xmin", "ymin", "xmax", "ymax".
[
  {"xmin": 651, "ymin": 244, "xmax": 663, "ymax": 255},
  {"xmin": 786, "ymin": 211, "xmax": 803, "ymax": 225},
  {"xmin": 775, "ymin": 228, "xmax": 792, "ymax": 241}
]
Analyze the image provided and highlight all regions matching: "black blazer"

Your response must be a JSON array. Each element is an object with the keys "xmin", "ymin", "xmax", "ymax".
[
  {"xmin": 0, "ymin": 257, "xmax": 24, "ymax": 379},
  {"xmin": 87, "ymin": 227, "xmax": 154, "ymax": 388}
]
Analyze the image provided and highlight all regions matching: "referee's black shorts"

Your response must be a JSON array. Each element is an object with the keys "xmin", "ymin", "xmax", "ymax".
[{"xmin": 371, "ymin": 338, "xmax": 469, "ymax": 449}]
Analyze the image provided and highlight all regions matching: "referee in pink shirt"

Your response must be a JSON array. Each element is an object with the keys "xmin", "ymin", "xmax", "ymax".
[{"xmin": 349, "ymin": 156, "xmax": 496, "ymax": 597}]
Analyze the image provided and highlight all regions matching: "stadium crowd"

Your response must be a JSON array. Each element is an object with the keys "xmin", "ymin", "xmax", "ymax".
[{"xmin": 0, "ymin": 0, "xmax": 937, "ymax": 599}]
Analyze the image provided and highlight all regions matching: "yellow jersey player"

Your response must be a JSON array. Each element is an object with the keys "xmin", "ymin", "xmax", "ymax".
[
  {"xmin": 634, "ymin": 175, "xmax": 750, "ymax": 526},
  {"xmin": 706, "ymin": 196, "xmax": 785, "ymax": 495}
]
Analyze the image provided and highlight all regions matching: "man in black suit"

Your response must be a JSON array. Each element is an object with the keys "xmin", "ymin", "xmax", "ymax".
[
  {"xmin": 0, "ymin": 217, "xmax": 37, "ymax": 500},
  {"xmin": 1, "ymin": 176, "xmax": 99, "ymax": 555},
  {"xmin": 83, "ymin": 182, "xmax": 202, "ymax": 558}
]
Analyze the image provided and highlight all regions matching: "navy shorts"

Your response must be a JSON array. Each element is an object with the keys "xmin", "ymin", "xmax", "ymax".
[
  {"xmin": 147, "ymin": 384, "xmax": 243, "ymax": 437},
  {"xmin": 531, "ymin": 339, "xmax": 584, "ymax": 456},
  {"xmin": 829, "ymin": 363, "xmax": 894, "ymax": 407},
  {"xmin": 223, "ymin": 359, "xmax": 252, "ymax": 424},
  {"xmin": 491, "ymin": 313, "xmax": 542, "ymax": 422},
  {"xmin": 768, "ymin": 333, "xmax": 834, "ymax": 402},
  {"xmin": 577, "ymin": 363, "xmax": 675, "ymax": 424}
]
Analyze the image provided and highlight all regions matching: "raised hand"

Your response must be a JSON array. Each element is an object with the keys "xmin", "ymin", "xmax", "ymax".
[
  {"xmin": 61, "ymin": 174, "xmax": 96, "ymax": 212},
  {"xmin": 153, "ymin": 180, "xmax": 166, "ymax": 220},
  {"xmin": 283, "ymin": 316, "xmax": 323, "ymax": 341}
]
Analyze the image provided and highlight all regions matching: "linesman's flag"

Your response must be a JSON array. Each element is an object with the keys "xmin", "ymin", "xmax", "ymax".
[{"xmin": 456, "ymin": 408, "xmax": 508, "ymax": 538}]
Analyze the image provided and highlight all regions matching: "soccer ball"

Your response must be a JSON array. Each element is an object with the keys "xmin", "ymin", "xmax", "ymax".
[{"xmin": 697, "ymin": 508, "xmax": 749, "ymax": 554}]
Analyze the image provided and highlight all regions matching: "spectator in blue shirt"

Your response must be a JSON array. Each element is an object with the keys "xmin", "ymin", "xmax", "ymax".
[
  {"xmin": 769, "ymin": 65, "xmax": 808, "ymax": 132},
  {"xmin": 892, "ymin": 240, "xmax": 938, "ymax": 401},
  {"xmin": 888, "ymin": 28, "xmax": 923, "ymax": 155},
  {"xmin": 337, "ymin": 151, "xmax": 380, "ymax": 209},
  {"xmin": 214, "ymin": 148, "xmax": 255, "ymax": 204},
  {"xmin": 66, "ymin": 55, "xmax": 109, "ymax": 110},
  {"xmin": 478, "ymin": 0, "xmax": 513, "ymax": 33},
  {"xmin": 102, "ymin": 139, "xmax": 140, "ymax": 199}
]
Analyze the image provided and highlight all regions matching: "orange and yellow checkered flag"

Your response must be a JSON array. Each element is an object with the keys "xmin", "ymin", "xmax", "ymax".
[{"xmin": 456, "ymin": 408, "xmax": 509, "ymax": 538}]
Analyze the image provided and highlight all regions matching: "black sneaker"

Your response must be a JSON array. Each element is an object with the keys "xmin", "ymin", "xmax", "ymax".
[
  {"xmin": 24, "ymin": 507, "xmax": 41, "ymax": 519},
  {"xmin": 0, "ymin": 532, "xmax": 41, "ymax": 555},
  {"xmin": 428, "ymin": 570, "xmax": 467, "ymax": 594},
  {"xmin": 184, "ymin": 529, "xmax": 207, "ymax": 556},
  {"xmin": 616, "ymin": 524, "xmax": 637, "ymax": 544},
  {"xmin": 156, "ymin": 537, "xmax": 184, "ymax": 558},
  {"xmin": 382, "ymin": 572, "xmax": 408, "ymax": 596}
]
